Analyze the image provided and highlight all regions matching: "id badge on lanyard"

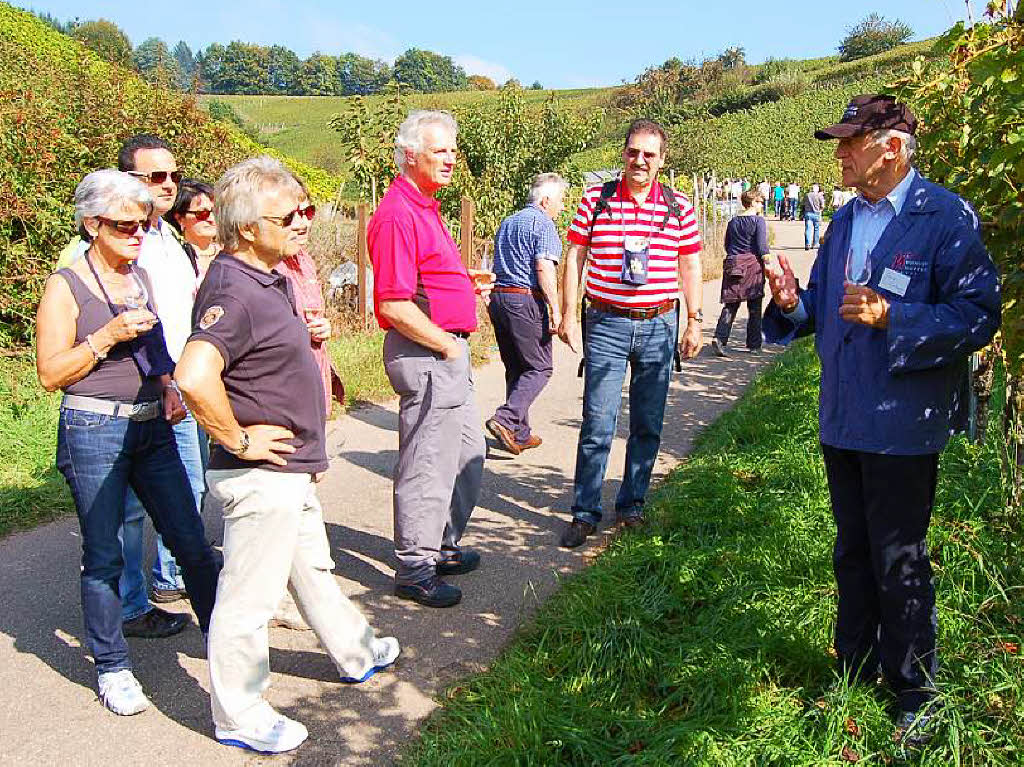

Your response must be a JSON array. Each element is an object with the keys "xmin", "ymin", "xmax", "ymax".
[{"xmin": 622, "ymin": 235, "xmax": 651, "ymax": 285}]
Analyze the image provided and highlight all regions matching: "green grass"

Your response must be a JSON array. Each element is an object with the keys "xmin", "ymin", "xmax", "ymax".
[
  {"xmin": 404, "ymin": 341, "xmax": 1023, "ymax": 766},
  {"xmin": 202, "ymin": 88, "xmax": 616, "ymax": 174},
  {"xmin": 0, "ymin": 356, "xmax": 70, "ymax": 536}
]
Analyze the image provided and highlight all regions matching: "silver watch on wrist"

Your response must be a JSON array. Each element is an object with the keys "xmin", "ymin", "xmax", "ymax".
[{"xmin": 228, "ymin": 429, "xmax": 250, "ymax": 457}]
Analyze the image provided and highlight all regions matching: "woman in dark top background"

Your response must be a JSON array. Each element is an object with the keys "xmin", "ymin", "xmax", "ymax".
[{"xmin": 712, "ymin": 189, "xmax": 770, "ymax": 356}]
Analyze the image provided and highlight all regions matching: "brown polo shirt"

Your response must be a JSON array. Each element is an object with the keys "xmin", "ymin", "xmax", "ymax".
[{"xmin": 189, "ymin": 252, "xmax": 328, "ymax": 473}]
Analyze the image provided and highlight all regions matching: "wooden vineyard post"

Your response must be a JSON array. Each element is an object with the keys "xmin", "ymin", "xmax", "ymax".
[
  {"xmin": 460, "ymin": 196, "xmax": 475, "ymax": 269},
  {"xmin": 357, "ymin": 203, "xmax": 369, "ymax": 329}
]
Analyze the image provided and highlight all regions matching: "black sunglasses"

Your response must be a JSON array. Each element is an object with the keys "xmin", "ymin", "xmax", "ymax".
[
  {"xmin": 97, "ymin": 217, "xmax": 148, "ymax": 235},
  {"xmin": 262, "ymin": 205, "xmax": 316, "ymax": 228},
  {"xmin": 129, "ymin": 170, "xmax": 183, "ymax": 184}
]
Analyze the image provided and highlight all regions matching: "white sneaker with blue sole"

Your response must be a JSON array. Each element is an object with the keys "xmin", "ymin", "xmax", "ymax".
[
  {"xmin": 216, "ymin": 709, "xmax": 308, "ymax": 754},
  {"xmin": 98, "ymin": 669, "xmax": 151, "ymax": 715},
  {"xmin": 340, "ymin": 636, "xmax": 400, "ymax": 683}
]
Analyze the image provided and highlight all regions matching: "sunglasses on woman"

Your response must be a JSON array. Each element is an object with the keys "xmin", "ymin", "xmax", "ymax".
[
  {"xmin": 98, "ymin": 217, "xmax": 148, "ymax": 235},
  {"xmin": 186, "ymin": 208, "xmax": 215, "ymax": 222},
  {"xmin": 262, "ymin": 205, "xmax": 317, "ymax": 228},
  {"xmin": 128, "ymin": 170, "xmax": 183, "ymax": 184}
]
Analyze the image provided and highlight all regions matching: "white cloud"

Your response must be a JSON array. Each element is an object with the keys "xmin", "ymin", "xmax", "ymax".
[{"xmin": 454, "ymin": 54, "xmax": 515, "ymax": 85}]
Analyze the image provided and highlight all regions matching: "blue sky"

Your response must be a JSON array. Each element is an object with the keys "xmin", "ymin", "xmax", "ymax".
[{"xmin": 19, "ymin": 1, "xmax": 968, "ymax": 88}]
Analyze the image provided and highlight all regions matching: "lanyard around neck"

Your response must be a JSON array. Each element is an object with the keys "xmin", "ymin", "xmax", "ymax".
[{"xmin": 84, "ymin": 248, "xmax": 142, "ymax": 318}]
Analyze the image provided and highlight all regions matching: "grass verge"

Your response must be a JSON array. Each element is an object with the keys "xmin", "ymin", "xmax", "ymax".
[{"xmin": 405, "ymin": 340, "xmax": 1022, "ymax": 765}]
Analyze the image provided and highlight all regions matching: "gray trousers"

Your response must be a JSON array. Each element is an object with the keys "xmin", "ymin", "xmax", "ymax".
[{"xmin": 383, "ymin": 330, "xmax": 485, "ymax": 584}]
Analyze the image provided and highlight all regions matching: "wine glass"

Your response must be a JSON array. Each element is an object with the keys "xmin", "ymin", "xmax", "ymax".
[
  {"xmin": 845, "ymin": 247, "xmax": 871, "ymax": 286},
  {"xmin": 122, "ymin": 271, "xmax": 149, "ymax": 310}
]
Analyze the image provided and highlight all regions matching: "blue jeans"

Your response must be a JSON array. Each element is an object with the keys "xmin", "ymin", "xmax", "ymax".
[
  {"xmin": 804, "ymin": 212, "xmax": 822, "ymax": 248},
  {"xmin": 572, "ymin": 306, "xmax": 677, "ymax": 525},
  {"xmin": 118, "ymin": 414, "xmax": 208, "ymax": 619},
  {"xmin": 55, "ymin": 407, "xmax": 219, "ymax": 674},
  {"xmin": 773, "ymin": 198, "xmax": 783, "ymax": 218}
]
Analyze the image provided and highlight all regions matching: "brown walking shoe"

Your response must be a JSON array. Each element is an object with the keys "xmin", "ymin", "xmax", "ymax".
[
  {"xmin": 486, "ymin": 419, "xmax": 522, "ymax": 455},
  {"xmin": 517, "ymin": 435, "xmax": 542, "ymax": 450}
]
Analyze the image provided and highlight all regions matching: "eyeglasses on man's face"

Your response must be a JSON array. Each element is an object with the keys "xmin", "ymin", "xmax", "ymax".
[
  {"xmin": 261, "ymin": 205, "xmax": 316, "ymax": 228},
  {"xmin": 128, "ymin": 170, "xmax": 183, "ymax": 185}
]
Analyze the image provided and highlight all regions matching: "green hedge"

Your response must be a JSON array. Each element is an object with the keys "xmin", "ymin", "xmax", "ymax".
[{"xmin": 0, "ymin": 3, "xmax": 343, "ymax": 346}]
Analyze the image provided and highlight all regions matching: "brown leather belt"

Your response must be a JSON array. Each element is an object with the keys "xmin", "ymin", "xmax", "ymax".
[
  {"xmin": 493, "ymin": 285, "xmax": 543, "ymax": 298},
  {"xmin": 587, "ymin": 297, "xmax": 676, "ymax": 320}
]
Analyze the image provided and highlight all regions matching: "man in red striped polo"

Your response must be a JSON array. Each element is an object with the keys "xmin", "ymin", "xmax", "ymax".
[{"xmin": 557, "ymin": 119, "xmax": 704, "ymax": 548}]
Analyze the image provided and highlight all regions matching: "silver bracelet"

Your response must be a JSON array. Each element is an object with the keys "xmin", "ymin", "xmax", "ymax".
[{"xmin": 85, "ymin": 334, "xmax": 106, "ymax": 361}]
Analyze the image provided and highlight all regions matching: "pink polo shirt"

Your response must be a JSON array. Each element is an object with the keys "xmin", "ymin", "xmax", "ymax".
[{"xmin": 368, "ymin": 176, "xmax": 477, "ymax": 333}]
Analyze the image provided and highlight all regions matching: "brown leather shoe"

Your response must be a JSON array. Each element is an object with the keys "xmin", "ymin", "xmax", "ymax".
[
  {"xmin": 518, "ymin": 435, "xmax": 542, "ymax": 450},
  {"xmin": 486, "ymin": 419, "xmax": 522, "ymax": 455}
]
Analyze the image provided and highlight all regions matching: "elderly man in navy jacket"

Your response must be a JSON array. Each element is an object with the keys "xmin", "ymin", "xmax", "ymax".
[{"xmin": 764, "ymin": 95, "xmax": 1000, "ymax": 746}]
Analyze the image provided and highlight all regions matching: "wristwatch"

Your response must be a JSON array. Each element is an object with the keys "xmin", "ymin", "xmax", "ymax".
[
  {"xmin": 228, "ymin": 428, "xmax": 250, "ymax": 457},
  {"xmin": 687, "ymin": 310, "xmax": 704, "ymax": 323}
]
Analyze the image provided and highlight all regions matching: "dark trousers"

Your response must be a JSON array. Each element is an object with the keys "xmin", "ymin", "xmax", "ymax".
[
  {"xmin": 714, "ymin": 297, "xmax": 763, "ymax": 350},
  {"xmin": 487, "ymin": 291, "xmax": 553, "ymax": 442},
  {"xmin": 821, "ymin": 444, "xmax": 939, "ymax": 711}
]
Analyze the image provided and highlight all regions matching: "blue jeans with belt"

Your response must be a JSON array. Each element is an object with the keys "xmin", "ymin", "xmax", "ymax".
[
  {"xmin": 804, "ymin": 212, "xmax": 822, "ymax": 249},
  {"xmin": 118, "ymin": 414, "xmax": 208, "ymax": 619},
  {"xmin": 55, "ymin": 407, "xmax": 219, "ymax": 674},
  {"xmin": 571, "ymin": 306, "xmax": 677, "ymax": 526}
]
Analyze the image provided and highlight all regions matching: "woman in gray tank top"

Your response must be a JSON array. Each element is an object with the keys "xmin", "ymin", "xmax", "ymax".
[{"xmin": 34, "ymin": 170, "xmax": 219, "ymax": 717}]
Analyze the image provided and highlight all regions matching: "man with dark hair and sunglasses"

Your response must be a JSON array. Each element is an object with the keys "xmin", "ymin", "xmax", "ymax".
[
  {"xmin": 113, "ymin": 134, "xmax": 208, "ymax": 635},
  {"xmin": 556, "ymin": 118, "xmax": 704, "ymax": 549}
]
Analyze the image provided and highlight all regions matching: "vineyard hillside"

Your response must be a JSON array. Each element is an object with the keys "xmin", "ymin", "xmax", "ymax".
[
  {"xmin": 567, "ymin": 38, "xmax": 938, "ymax": 186},
  {"xmin": 202, "ymin": 88, "xmax": 618, "ymax": 173},
  {"xmin": 0, "ymin": 2, "xmax": 343, "ymax": 346}
]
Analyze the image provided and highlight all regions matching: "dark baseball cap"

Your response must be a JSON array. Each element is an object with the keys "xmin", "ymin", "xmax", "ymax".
[{"xmin": 814, "ymin": 94, "xmax": 918, "ymax": 140}]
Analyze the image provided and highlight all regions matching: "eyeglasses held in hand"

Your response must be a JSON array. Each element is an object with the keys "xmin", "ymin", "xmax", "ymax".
[
  {"xmin": 262, "ymin": 205, "xmax": 317, "ymax": 228},
  {"xmin": 98, "ymin": 217, "xmax": 148, "ymax": 235},
  {"xmin": 128, "ymin": 170, "xmax": 183, "ymax": 185}
]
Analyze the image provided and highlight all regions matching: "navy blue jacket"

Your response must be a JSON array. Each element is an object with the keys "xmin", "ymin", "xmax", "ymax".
[{"xmin": 764, "ymin": 173, "xmax": 1001, "ymax": 455}]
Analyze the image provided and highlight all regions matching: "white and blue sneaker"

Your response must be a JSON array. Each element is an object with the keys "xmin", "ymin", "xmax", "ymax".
[
  {"xmin": 340, "ymin": 636, "xmax": 401, "ymax": 683},
  {"xmin": 98, "ymin": 669, "xmax": 151, "ymax": 716},
  {"xmin": 216, "ymin": 708, "xmax": 309, "ymax": 754}
]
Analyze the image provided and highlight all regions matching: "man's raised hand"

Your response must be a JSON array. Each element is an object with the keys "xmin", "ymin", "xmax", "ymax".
[{"xmin": 767, "ymin": 253, "xmax": 799, "ymax": 311}]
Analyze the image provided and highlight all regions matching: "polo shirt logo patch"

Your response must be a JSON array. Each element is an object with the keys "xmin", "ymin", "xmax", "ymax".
[{"xmin": 199, "ymin": 305, "xmax": 225, "ymax": 330}]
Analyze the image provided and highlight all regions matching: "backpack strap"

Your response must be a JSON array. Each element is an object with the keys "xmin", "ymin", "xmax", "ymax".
[
  {"xmin": 659, "ymin": 183, "xmax": 683, "ymax": 229},
  {"xmin": 589, "ymin": 179, "xmax": 619, "ymax": 230}
]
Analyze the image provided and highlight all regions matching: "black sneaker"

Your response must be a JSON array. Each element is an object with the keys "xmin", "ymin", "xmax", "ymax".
[
  {"xmin": 437, "ymin": 548, "xmax": 481, "ymax": 576},
  {"xmin": 122, "ymin": 607, "xmax": 189, "ymax": 638},
  {"xmin": 151, "ymin": 586, "xmax": 188, "ymax": 604},
  {"xmin": 894, "ymin": 708, "xmax": 939, "ymax": 751},
  {"xmin": 395, "ymin": 576, "xmax": 462, "ymax": 608},
  {"xmin": 560, "ymin": 519, "xmax": 596, "ymax": 548}
]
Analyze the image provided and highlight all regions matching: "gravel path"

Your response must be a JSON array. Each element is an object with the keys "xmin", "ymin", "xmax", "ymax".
[{"xmin": 0, "ymin": 221, "xmax": 815, "ymax": 766}]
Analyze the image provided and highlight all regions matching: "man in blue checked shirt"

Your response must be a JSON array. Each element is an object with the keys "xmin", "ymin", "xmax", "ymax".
[
  {"xmin": 485, "ymin": 173, "xmax": 568, "ymax": 455},
  {"xmin": 764, "ymin": 94, "xmax": 1000, "ymax": 749}
]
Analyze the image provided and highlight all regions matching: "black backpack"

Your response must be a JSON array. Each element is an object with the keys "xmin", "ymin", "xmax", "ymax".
[{"xmin": 589, "ymin": 179, "xmax": 683, "ymax": 232}]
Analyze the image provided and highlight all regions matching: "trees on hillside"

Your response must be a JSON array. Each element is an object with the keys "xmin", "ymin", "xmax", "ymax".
[
  {"xmin": 134, "ymin": 37, "xmax": 181, "ymax": 88},
  {"xmin": 839, "ymin": 13, "xmax": 913, "ymax": 60},
  {"xmin": 173, "ymin": 41, "xmax": 197, "ymax": 89},
  {"xmin": 468, "ymin": 75, "xmax": 497, "ymax": 90},
  {"xmin": 393, "ymin": 48, "xmax": 468, "ymax": 93},
  {"xmin": 71, "ymin": 19, "xmax": 133, "ymax": 69}
]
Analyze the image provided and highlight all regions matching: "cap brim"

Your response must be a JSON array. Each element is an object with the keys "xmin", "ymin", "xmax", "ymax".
[{"xmin": 814, "ymin": 123, "xmax": 866, "ymax": 140}]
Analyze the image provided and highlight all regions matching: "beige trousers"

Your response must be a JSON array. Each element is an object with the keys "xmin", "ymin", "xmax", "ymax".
[{"xmin": 206, "ymin": 468, "xmax": 376, "ymax": 730}]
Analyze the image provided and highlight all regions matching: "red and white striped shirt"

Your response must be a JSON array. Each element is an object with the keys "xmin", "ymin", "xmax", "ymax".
[{"xmin": 567, "ymin": 180, "xmax": 701, "ymax": 308}]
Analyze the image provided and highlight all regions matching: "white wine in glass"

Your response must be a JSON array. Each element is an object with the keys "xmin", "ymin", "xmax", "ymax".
[
  {"xmin": 845, "ymin": 247, "xmax": 871, "ymax": 286},
  {"xmin": 122, "ymin": 271, "xmax": 149, "ymax": 310}
]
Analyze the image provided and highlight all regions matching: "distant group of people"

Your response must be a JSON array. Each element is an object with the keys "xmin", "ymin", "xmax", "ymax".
[{"xmin": 34, "ymin": 94, "xmax": 1001, "ymax": 753}]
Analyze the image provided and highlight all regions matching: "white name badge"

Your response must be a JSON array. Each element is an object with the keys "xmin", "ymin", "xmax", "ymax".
[{"xmin": 878, "ymin": 267, "xmax": 910, "ymax": 297}]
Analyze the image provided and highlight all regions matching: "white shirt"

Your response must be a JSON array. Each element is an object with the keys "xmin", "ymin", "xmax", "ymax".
[
  {"xmin": 137, "ymin": 219, "xmax": 198, "ymax": 362},
  {"xmin": 786, "ymin": 183, "xmax": 800, "ymax": 199}
]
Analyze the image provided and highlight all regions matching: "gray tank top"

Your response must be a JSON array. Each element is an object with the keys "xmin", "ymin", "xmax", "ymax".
[{"xmin": 58, "ymin": 268, "xmax": 162, "ymax": 402}]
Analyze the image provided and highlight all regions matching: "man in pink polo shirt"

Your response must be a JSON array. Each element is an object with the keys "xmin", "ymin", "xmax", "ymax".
[{"xmin": 369, "ymin": 110, "xmax": 492, "ymax": 608}]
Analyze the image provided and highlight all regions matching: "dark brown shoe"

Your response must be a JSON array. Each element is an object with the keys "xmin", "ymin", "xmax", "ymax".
[
  {"xmin": 619, "ymin": 515, "xmax": 646, "ymax": 530},
  {"xmin": 517, "ymin": 435, "xmax": 542, "ymax": 450},
  {"xmin": 560, "ymin": 519, "xmax": 596, "ymax": 548},
  {"xmin": 486, "ymin": 419, "xmax": 522, "ymax": 455}
]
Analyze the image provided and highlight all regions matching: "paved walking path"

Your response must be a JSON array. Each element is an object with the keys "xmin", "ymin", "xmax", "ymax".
[{"xmin": 0, "ymin": 221, "xmax": 815, "ymax": 766}]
